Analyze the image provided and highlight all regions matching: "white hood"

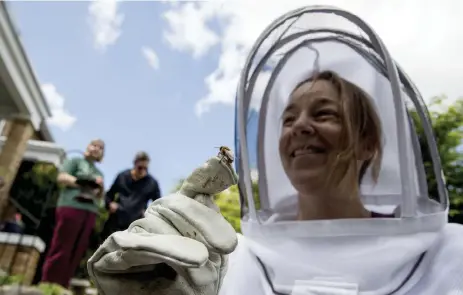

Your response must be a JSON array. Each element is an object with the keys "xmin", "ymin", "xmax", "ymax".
[{"xmin": 234, "ymin": 6, "xmax": 448, "ymax": 294}]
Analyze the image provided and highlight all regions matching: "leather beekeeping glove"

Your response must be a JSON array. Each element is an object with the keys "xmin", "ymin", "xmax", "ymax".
[{"xmin": 87, "ymin": 148, "xmax": 239, "ymax": 295}]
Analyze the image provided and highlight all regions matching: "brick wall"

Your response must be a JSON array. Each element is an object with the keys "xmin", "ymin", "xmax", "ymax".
[{"xmin": 0, "ymin": 118, "xmax": 34, "ymax": 219}]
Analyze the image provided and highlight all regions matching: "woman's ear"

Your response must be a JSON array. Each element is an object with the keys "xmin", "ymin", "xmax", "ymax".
[{"xmin": 357, "ymin": 138, "xmax": 375, "ymax": 162}]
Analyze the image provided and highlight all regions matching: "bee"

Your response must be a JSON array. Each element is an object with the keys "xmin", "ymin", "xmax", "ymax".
[{"xmin": 217, "ymin": 146, "xmax": 234, "ymax": 165}]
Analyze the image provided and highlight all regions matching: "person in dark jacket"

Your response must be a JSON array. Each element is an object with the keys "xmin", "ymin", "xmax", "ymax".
[{"xmin": 100, "ymin": 151, "xmax": 161, "ymax": 241}]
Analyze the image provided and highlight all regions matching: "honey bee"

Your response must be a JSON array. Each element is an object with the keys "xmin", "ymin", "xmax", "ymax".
[{"xmin": 217, "ymin": 146, "xmax": 234, "ymax": 165}]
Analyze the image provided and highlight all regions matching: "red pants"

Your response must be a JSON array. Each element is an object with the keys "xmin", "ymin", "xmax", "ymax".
[{"xmin": 41, "ymin": 207, "xmax": 96, "ymax": 288}]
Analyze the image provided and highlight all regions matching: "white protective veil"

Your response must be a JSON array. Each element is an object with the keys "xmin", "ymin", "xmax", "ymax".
[{"xmin": 233, "ymin": 6, "xmax": 449, "ymax": 295}]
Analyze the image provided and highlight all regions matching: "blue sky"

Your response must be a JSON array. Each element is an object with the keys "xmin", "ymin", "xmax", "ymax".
[
  {"xmin": 9, "ymin": 1, "xmax": 233, "ymax": 193},
  {"xmin": 7, "ymin": 0, "xmax": 463, "ymax": 195}
]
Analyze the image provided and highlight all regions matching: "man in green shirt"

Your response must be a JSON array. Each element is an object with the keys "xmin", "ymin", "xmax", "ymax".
[{"xmin": 41, "ymin": 139, "xmax": 105, "ymax": 288}]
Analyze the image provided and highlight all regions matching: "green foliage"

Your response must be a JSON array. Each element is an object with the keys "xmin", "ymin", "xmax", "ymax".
[
  {"xmin": 37, "ymin": 282, "xmax": 69, "ymax": 295},
  {"xmin": 214, "ymin": 185, "xmax": 242, "ymax": 232},
  {"xmin": 0, "ymin": 276, "xmax": 65, "ymax": 295},
  {"xmin": 25, "ymin": 162, "xmax": 59, "ymax": 188},
  {"xmin": 410, "ymin": 96, "xmax": 463, "ymax": 217},
  {"xmin": 95, "ymin": 202, "xmax": 109, "ymax": 234},
  {"xmin": 10, "ymin": 161, "xmax": 60, "ymax": 221},
  {"xmin": 0, "ymin": 274, "xmax": 24, "ymax": 285}
]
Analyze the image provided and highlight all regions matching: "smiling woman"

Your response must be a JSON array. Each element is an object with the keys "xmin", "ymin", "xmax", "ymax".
[{"xmin": 279, "ymin": 70, "xmax": 383, "ymax": 220}]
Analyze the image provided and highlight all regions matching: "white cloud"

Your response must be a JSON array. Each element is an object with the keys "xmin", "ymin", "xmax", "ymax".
[
  {"xmin": 162, "ymin": 2, "xmax": 221, "ymax": 59},
  {"xmin": 41, "ymin": 84, "xmax": 76, "ymax": 131},
  {"xmin": 162, "ymin": 1, "xmax": 463, "ymax": 117},
  {"xmin": 88, "ymin": 0, "xmax": 124, "ymax": 52},
  {"xmin": 142, "ymin": 46, "xmax": 160, "ymax": 70}
]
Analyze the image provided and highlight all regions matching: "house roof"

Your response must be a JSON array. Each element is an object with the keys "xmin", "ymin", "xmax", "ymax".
[{"xmin": 0, "ymin": 1, "xmax": 52, "ymax": 130}]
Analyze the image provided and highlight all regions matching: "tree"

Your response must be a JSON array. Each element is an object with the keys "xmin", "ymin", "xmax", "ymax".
[
  {"xmin": 10, "ymin": 160, "xmax": 59, "ymax": 234},
  {"xmin": 410, "ymin": 96, "xmax": 463, "ymax": 221},
  {"xmin": 214, "ymin": 186, "xmax": 242, "ymax": 232}
]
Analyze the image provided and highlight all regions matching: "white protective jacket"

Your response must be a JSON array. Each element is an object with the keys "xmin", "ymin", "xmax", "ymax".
[{"xmin": 219, "ymin": 226, "xmax": 463, "ymax": 295}]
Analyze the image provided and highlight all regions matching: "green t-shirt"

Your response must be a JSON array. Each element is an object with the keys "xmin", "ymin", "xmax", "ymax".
[{"xmin": 56, "ymin": 157, "xmax": 104, "ymax": 213}]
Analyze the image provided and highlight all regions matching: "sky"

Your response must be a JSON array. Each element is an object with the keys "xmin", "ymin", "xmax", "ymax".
[{"xmin": 7, "ymin": 0, "xmax": 463, "ymax": 194}]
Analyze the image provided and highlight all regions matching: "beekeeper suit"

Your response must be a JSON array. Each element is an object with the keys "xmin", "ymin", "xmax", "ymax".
[{"xmin": 87, "ymin": 6, "xmax": 463, "ymax": 295}]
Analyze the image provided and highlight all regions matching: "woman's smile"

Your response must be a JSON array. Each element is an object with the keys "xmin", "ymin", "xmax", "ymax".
[{"xmin": 290, "ymin": 145, "xmax": 326, "ymax": 158}]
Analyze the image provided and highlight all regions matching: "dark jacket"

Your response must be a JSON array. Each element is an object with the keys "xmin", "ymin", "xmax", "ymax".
[{"xmin": 105, "ymin": 169, "xmax": 161, "ymax": 227}]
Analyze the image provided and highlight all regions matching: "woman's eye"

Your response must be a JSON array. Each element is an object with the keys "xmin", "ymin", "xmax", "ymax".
[
  {"xmin": 282, "ymin": 116, "xmax": 295, "ymax": 125},
  {"xmin": 315, "ymin": 110, "xmax": 338, "ymax": 120}
]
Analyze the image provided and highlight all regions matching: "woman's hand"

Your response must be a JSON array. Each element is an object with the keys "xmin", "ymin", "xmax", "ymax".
[
  {"xmin": 108, "ymin": 202, "xmax": 119, "ymax": 213},
  {"xmin": 57, "ymin": 172, "xmax": 79, "ymax": 188},
  {"xmin": 92, "ymin": 176, "xmax": 104, "ymax": 198},
  {"xmin": 94, "ymin": 176, "xmax": 104, "ymax": 186},
  {"xmin": 91, "ymin": 187, "xmax": 103, "ymax": 199}
]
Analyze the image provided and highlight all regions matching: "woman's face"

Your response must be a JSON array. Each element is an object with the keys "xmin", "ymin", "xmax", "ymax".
[
  {"xmin": 87, "ymin": 141, "xmax": 104, "ymax": 161},
  {"xmin": 279, "ymin": 79, "xmax": 342, "ymax": 186}
]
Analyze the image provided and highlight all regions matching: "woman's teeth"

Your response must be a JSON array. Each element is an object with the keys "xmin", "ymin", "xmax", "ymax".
[{"xmin": 291, "ymin": 147, "xmax": 324, "ymax": 157}]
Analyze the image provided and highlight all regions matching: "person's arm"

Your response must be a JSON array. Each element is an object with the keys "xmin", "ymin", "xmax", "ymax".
[
  {"xmin": 56, "ymin": 158, "xmax": 79, "ymax": 188},
  {"xmin": 105, "ymin": 174, "xmax": 121, "ymax": 210}
]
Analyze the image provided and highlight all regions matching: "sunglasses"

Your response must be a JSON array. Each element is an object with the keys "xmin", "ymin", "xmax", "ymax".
[{"xmin": 136, "ymin": 166, "xmax": 148, "ymax": 172}]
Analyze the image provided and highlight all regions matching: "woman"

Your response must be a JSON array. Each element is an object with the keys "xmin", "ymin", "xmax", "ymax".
[
  {"xmin": 277, "ymin": 70, "xmax": 383, "ymax": 221},
  {"xmin": 88, "ymin": 6, "xmax": 463, "ymax": 295},
  {"xmin": 41, "ymin": 139, "xmax": 105, "ymax": 289}
]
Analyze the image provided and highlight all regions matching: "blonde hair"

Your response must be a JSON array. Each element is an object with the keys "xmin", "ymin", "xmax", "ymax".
[
  {"xmin": 296, "ymin": 71, "xmax": 383, "ymax": 191},
  {"xmin": 85, "ymin": 139, "xmax": 105, "ymax": 163}
]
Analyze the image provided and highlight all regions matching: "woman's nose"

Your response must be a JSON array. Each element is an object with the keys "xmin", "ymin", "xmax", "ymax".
[{"xmin": 292, "ymin": 114, "xmax": 314, "ymax": 135}]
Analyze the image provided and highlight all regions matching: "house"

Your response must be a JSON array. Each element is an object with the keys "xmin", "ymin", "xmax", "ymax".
[
  {"xmin": 0, "ymin": 2, "xmax": 68, "ymax": 285},
  {"xmin": 0, "ymin": 1, "xmax": 65, "ymax": 220}
]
